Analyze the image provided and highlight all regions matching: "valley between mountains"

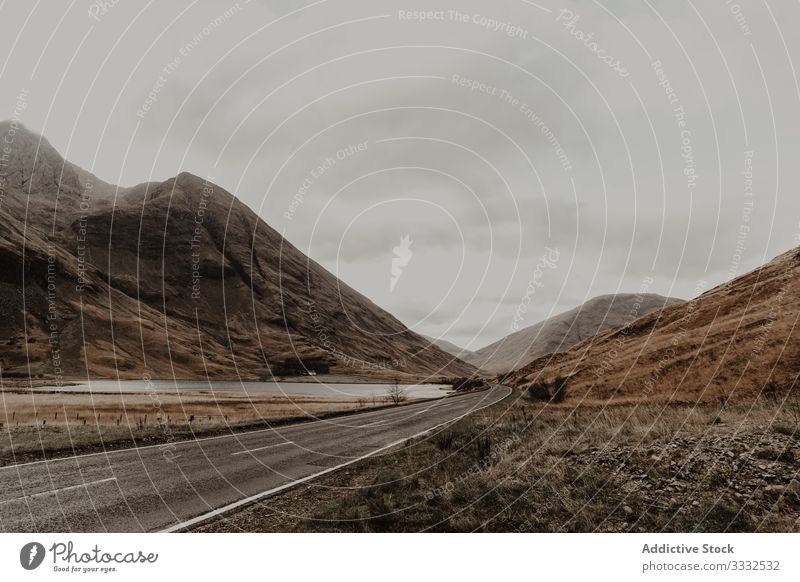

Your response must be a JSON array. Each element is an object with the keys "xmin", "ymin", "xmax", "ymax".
[{"xmin": 0, "ymin": 122, "xmax": 798, "ymax": 532}]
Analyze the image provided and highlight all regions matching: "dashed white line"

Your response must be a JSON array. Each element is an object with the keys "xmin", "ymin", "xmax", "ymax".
[
  {"xmin": 0, "ymin": 477, "xmax": 118, "ymax": 506},
  {"xmin": 231, "ymin": 442, "xmax": 294, "ymax": 456},
  {"xmin": 352, "ymin": 419, "xmax": 387, "ymax": 428},
  {"xmin": 0, "ymin": 393, "xmax": 451, "ymax": 472},
  {"xmin": 160, "ymin": 385, "xmax": 512, "ymax": 532}
]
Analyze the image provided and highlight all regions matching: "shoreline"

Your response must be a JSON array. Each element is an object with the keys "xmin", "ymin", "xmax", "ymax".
[
  {"xmin": 0, "ymin": 373, "xmax": 455, "ymax": 390},
  {"xmin": 0, "ymin": 392, "xmax": 438, "ymax": 468}
]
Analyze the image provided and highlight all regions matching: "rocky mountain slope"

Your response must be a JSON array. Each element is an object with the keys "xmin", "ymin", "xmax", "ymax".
[
  {"xmin": 507, "ymin": 248, "xmax": 800, "ymax": 402},
  {"xmin": 466, "ymin": 294, "xmax": 682, "ymax": 373},
  {"xmin": 0, "ymin": 123, "xmax": 474, "ymax": 380}
]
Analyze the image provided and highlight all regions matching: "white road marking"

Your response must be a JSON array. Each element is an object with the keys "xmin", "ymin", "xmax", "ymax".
[
  {"xmin": 160, "ymin": 386, "xmax": 512, "ymax": 532},
  {"xmin": 353, "ymin": 419, "xmax": 387, "ymax": 428},
  {"xmin": 0, "ymin": 477, "xmax": 118, "ymax": 506},
  {"xmin": 231, "ymin": 442, "xmax": 293, "ymax": 456},
  {"xmin": 0, "ymin": 393, "xmax": 455, "ymax": 472}
]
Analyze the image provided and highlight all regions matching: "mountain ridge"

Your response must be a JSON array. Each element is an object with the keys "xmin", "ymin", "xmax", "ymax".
[
  {"xmin": 465, "ymin": 293, "xmax": 683, "ymax": 373},
  {"xmin": 0, "ymin": 123, "xmax": 474, "ymax": 381},
  {"xmin": 506, "ymin": 247, "xmax": 800, "ymax": 402}
]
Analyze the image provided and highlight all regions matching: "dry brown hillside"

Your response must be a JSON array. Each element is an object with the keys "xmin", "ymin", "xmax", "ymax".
[
  {"xmin": 0, "ymin": 123, "xmax": 474, "ymax": 381},
  {"xmin": 467, "ymin": 294, "xmax": 682, "ymax": 374},
  {"xmin": 507, "ymin": 247, "xmax": 800, "ymax": 403}
]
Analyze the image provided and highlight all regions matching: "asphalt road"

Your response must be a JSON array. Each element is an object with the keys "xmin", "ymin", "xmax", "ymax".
[{"xmin": 0, "ymin": 385, "xmax": 510, "ymax": 532}]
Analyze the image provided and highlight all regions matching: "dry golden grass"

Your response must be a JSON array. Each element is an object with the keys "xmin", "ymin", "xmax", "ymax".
[
  {"xmin": 195, "ymin": 391, "xmax": 800, "ymax": 533},
  {"xmin": 0, "ymin": 390, "xmax": 393, "ymax": 463},
  {"xmin": 508, "ymin": 247, "xmax": 800, "ymax": 403}
]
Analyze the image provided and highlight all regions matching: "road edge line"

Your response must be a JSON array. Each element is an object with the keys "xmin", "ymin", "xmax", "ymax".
[
  {"xmin": 0, "ymin": 391, "xmax": 456, "ymax": 472},
  {"xmin": 158, "ymin": 385, "xmax": 513, "ymax": 533}
]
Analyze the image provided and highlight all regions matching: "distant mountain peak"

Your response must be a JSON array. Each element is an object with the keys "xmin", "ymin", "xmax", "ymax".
[
  {"xmin": 0, "ymin": 120, "xmax": 82, "ymax": 195},
  {"xmin": 507, "ymin": 248, "xmax": 800, "ymax": 402},
  {"xmin": 465, "ymin": 293, "xmax": 683, "ymax": 374}
]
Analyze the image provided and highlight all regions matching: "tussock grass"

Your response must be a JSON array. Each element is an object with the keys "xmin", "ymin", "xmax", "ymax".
[{"xmin": 207, "ymin": 392, "xmax": 800, "ymax": 533}]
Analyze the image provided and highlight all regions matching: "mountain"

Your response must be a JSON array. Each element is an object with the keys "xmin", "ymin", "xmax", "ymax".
[
  {"xmin": 465, "ymin": 294, "xmax": 683, "ymax": 374},
  {"xmin": 0, "ymin": 123, "xmax": 474, "ymax": 380},
  {"xmin": 506, "ymin": 248, "xmax": 800, "ymax": 402},
  {"xmin": 422, "ymin": 335, "xmax": 473, "ymax": 358}
]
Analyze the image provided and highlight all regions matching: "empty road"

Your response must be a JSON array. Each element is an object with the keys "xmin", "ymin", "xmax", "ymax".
[{"xmin": 0, "ymin": 385, "xmax": 510, "ymax": 532}]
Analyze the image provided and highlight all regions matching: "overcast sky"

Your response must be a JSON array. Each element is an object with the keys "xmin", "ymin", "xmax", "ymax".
[{"xmin": 1, "ymin": 0, "xmax": 798, "ymax": 349}]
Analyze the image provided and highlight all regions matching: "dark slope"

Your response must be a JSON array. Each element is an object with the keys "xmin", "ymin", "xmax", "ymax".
[{"xmin": 0, "ymin": 124, "xmax": 474, "ymax": 380}]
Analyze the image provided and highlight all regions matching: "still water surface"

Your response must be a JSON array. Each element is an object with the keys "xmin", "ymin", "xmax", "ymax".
[{"xmin": 33, "ymin": 380, "xmax": 451, "ymax": 400}]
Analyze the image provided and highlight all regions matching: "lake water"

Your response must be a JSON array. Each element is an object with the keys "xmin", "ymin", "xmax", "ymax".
[{"xmin": 32, "ymin": 380, "xmax": 452, "ymax": 400}]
